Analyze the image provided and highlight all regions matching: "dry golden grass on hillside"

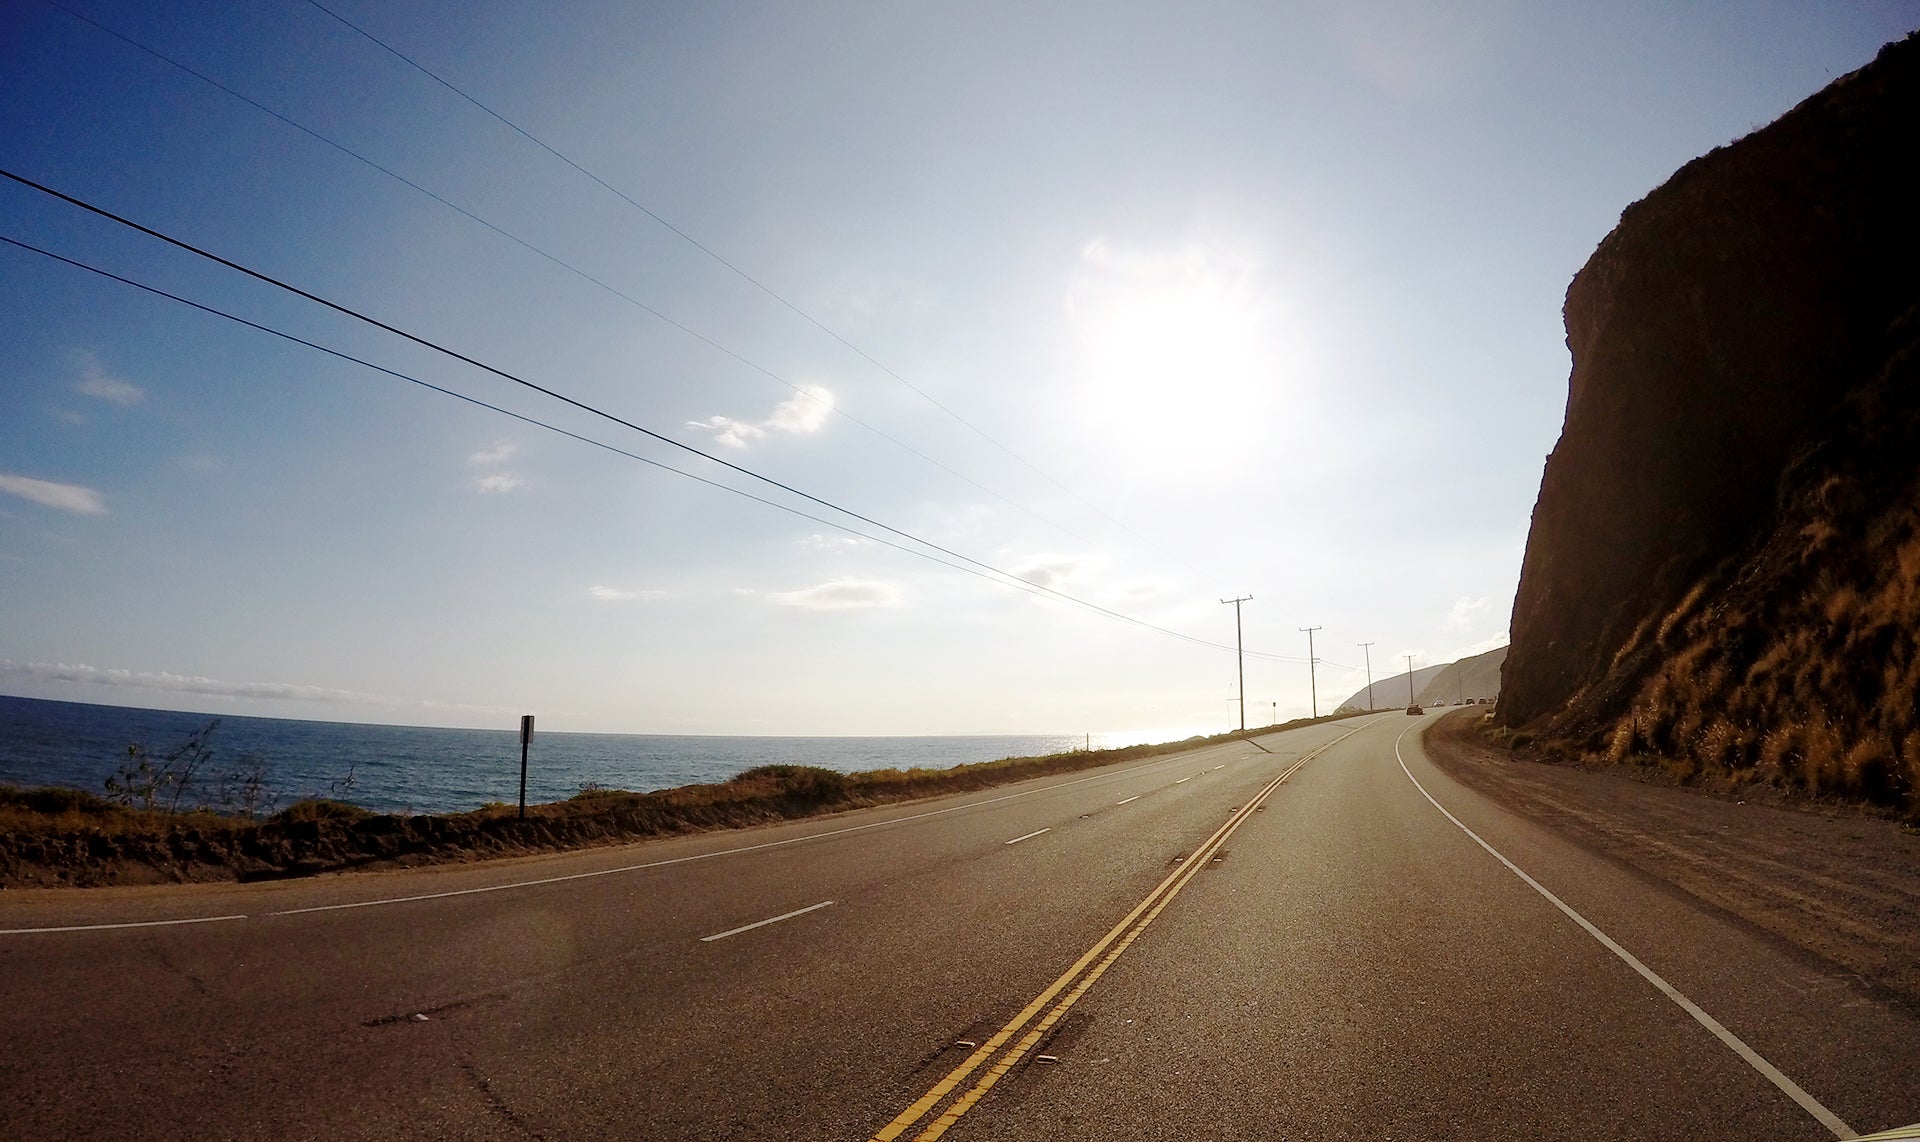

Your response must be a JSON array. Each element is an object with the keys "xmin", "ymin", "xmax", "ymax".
[
  {"xmin": 1508, "ymin": 305, "xmax": 1920, "ymax": 818},
  {"xmin": 1590, "ymin": 486, "xmax": 1920, "ymax": 815}
]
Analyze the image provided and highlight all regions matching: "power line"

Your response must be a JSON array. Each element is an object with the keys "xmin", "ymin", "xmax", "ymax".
[
  {"xmin": 37, "ymin": 0, "xmax": 1097, "ymax": 549},
  {"xmin": 0, "ymin": 172, "xmax": 1290, "ymax": 660},
  {"xmin": 0, "ymin": 231, "xmax": 1116, "ymax": 618},
  {"xmin": 297, "ymin": 0, "xmax": 1136, "ymax": 537}
]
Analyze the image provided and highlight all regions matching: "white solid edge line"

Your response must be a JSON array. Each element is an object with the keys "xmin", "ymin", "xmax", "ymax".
[
  {"xmin": 0, "ymin": 913, "xmax": 248, "ymax": 935},
  {"xmin": 1392, "ymin": 724, "xmax": 1857, "ymax": 1141},
  {"xmin": 1004, "ymin": 827, "xmax": 1051, "ymax": 845},
  {"xmin": 699, "ymin": 900, "xmax": 834, "ymax": 943}
]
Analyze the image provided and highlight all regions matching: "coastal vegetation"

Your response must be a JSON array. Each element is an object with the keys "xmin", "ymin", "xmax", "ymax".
[{"xmin": 0, "ymin": 711, "xmax": 1366, "ymax": 888}]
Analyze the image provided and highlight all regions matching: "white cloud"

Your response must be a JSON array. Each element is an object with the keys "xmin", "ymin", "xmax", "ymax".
[
  {"xmin": 799, "ymin": 533, "xmax": 867, "ymax": 554},
  {"xmin": 474, "ymin": 473, "xmax": 523, "ymax": 494},
  {"xmin": 468, "ymin": 441, "xmax": 520, "ymax": 465},
  {"xmin": 1441, "ymin": 595, "xmax": 1492, "ymax": 632},
  {"xmin": 1011, "ymin": 553, "xmax": 1084, "ymax": 590},
  {"xmin": 587, "ymin": 585, "xmax": 666, "ymax": 602},
  {"xmin": 767, "ymin": 578, "xmax": 902, "ymax": 611},
  {"xmin": 1103, "ymin": 577, "xmax": 1170, "ymax": 603},
  {"xmin": 685, "ymin": 414, "xmax": 767, "ymax": 448},
  {"xmin": 1445, "ymin": 632, "xmax": 1511, "ymax": 661},
  {"xmin": 688, "ymin": 385, "xmax": 835, "ymax": 449},
  {"xmin": 0, "ymin": 473, "xmax": 106, "ymax": 515},
  {"xmin": 0, "ymin": 660, "xmax": 509, "ymax": 713},
  {"xmin": 766, "ymin": 386, "xmax": 835, "ymax": 435},
  {"xmin": 71, "ymin": 350, "xmax": 143, "ymax": 406}
]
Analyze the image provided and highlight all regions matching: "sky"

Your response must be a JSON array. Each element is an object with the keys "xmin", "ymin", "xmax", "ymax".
[{"xmin": 2, "ymin": 0, "xmax": 1916, "ymax": 737}]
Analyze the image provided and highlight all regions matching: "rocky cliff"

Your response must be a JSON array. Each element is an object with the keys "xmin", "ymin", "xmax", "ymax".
[{"xmin": 1500, "ymin": 32, "xmax": 1920, "ymax": 812}]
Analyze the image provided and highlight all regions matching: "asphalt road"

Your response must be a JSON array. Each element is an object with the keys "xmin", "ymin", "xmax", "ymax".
[{"xmin": 3, "ymin": 713, "xmax": 1915, "ymax": 1140}]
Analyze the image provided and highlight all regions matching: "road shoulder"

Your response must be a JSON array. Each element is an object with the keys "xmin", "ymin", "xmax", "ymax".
[{"xmin": 1423, "ymin": 710, "xmax": 1920, "ymax": 1010}]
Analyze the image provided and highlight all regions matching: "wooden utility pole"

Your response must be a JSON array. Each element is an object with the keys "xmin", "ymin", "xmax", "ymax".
[
  {"xmin": 1221, "ymin": 596, "xmax": 1252, "ymax": 731},
  {"xmin": 518, "ymin": 714, "xmax": 534, "ymax": 819},
  {"xmin": 1301, "ymin": 626, "xmax": 1323, "ymax": 718},
  {"xmin": 1358, "ymin": 641, "xmax": 1376, "ymax": 711}
]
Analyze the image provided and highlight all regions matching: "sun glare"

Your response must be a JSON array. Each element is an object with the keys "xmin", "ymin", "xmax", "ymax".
[{"xmin": 1066, "ymin": 236, "xmax": 1291, "ymax": 479}]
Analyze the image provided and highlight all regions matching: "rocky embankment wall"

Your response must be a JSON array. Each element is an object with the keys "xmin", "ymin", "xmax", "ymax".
[{"xmin": 1500, "ymin": 33, "xmax": 1920, "ymax": 812}]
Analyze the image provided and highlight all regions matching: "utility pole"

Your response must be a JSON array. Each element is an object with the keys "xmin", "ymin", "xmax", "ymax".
[
  {"xmin": 1358, "ymin": 641, "xmax": 1376, "ymax": 711},
  {"xmin": 1406, "ymin": 654, "xmax": 1417, "ymax": 705},
  {"xmin": 1300, "ymin": 626, "xmax": 1323, "ymax": 718},
  {"xmin": 1222, "ymin": 596, "xmax": 1252, "ymax": 731}
]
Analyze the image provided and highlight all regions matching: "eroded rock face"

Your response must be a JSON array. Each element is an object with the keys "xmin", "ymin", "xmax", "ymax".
[{"xmin": 1501, "ymin": 32, "xmax": 1920, "ymax": 738}]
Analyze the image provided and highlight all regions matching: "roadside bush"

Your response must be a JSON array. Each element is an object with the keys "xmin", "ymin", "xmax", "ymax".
[
  {"xmin": 731, "ymin": 764, "xmax": 850, "ymax": 801},
  {"xmin": 1, "ymin": 785, "xmax": 119, "ymax": 817},
  {"xmin": 271, "ymin": 798, "xmax": 371, "ymax": 825}
]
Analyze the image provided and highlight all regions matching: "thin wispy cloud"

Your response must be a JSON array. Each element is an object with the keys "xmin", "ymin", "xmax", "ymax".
[
  {"xmin": 766, "ymin": 386, "xmax": 835, "ymax": 435},
  {"xmin": 685, "ymin": 415, "xmax": 767, "ymax": 449},
  {"xmin": 0, "ymin": 660, "xmax": 509, "ymax": 713},
  {"xmin": 767, "ymin": 578, "xmax": 901, "ymax": 611},
  {"xmin": 587, "ymin": 585, "xmax": 666, "ymax": 602},
  {"xmin": 1011, "ymin": 553, "xmax": 1085, "ymax": 590},
  {"xmin": 799, "ymin": 533, "xmax": 867, "ymax": 554},
  {"xmin": 688, "ymin": 385, "xmax": 835, "ymax": 449},
  {"xmin": 1103, "ymin": 577, "xmax": 1170, "ymax": 603},
  {"xmin": 468, "ymin": 441, "xmax": 520, "ymax": 465},
  {"xmin": 0, "ymin": 473, "xmax": 106, "ymax": 515},
  {"xmin": 1446, "ymin": 633, "xmax": 1511, "ymax": 661},
  {"xmin": 467, "ymin": 439, "xmax": 523, "ymax": 492},
  {"xmin": 71, "ymin": 350, "xmax": 144, "ymax": 406},
  {"xmin": 1442, "ymin": 595, "xmax": 1493, "ymax": 632}
]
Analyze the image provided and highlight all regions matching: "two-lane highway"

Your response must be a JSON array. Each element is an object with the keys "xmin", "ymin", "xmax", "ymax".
[{"xmin": 3, "ymin": 714, "xmax": 1915, "ymax": 1139}]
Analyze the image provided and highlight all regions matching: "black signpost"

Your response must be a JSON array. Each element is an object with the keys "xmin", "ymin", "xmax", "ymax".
[{"xmin": 518, "ymin": 714, "xmax": 534, "ymax": 818}]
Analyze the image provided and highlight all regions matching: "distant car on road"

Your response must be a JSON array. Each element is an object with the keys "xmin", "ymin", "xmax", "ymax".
[{"xmin": 1406, "ymin": 704, "xmax": 1423, "ymax": 715}]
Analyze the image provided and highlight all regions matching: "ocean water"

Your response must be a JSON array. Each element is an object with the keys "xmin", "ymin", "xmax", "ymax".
[{"xmin": 0, "ymin": 695, "xmax": 1115, "ymax": 816}]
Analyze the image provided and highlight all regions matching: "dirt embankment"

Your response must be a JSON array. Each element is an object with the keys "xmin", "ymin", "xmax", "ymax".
[{"xmin": 1427, "ymin": 712, "xmax": 1920, "ymax": 1009}]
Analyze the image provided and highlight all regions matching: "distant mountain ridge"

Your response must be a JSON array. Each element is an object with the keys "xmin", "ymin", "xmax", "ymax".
[
  {"xmin": 1333, "ymin": 646, "xmax": 1506, "ymax": 713},
  {"xmin": 1415, "ymin": 646, "xmax": 1507, "ymax": 708},
  {"xmin": 1334, "ymin": 663, "xmax": 1444, "ymax": 712}
]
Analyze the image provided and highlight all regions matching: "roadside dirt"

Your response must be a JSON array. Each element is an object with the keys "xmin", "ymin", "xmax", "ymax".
[{"xmin": 1424, "ymin": 711, "xmax": 1920, "ymax": 1009}]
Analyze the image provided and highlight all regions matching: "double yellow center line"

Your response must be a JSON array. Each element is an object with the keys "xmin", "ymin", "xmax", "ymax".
[{"xmin": 870, "ymin": 724, "xmax": 1366, "ymax": 1141}]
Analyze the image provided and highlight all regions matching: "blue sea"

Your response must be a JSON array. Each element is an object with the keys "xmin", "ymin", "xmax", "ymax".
[{"xmin": 0, "ymin": 695, "xmax": 1125, "ymax": 816}]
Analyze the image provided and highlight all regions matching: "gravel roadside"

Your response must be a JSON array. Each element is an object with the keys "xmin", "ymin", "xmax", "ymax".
[{"xmin": 1423, "ymin": 710, "xmax": 1920, "ymax": 1010}]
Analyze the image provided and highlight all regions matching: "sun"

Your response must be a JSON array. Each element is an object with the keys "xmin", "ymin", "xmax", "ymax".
[{"xmin": 1065, "ymin": 235, "xmax": 1290, "ymax": 478}]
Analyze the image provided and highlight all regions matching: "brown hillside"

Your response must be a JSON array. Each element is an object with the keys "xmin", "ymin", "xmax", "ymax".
[{"xmin": 1501, "ymin": 32, "xmax": 1920, "ymax": 813}]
